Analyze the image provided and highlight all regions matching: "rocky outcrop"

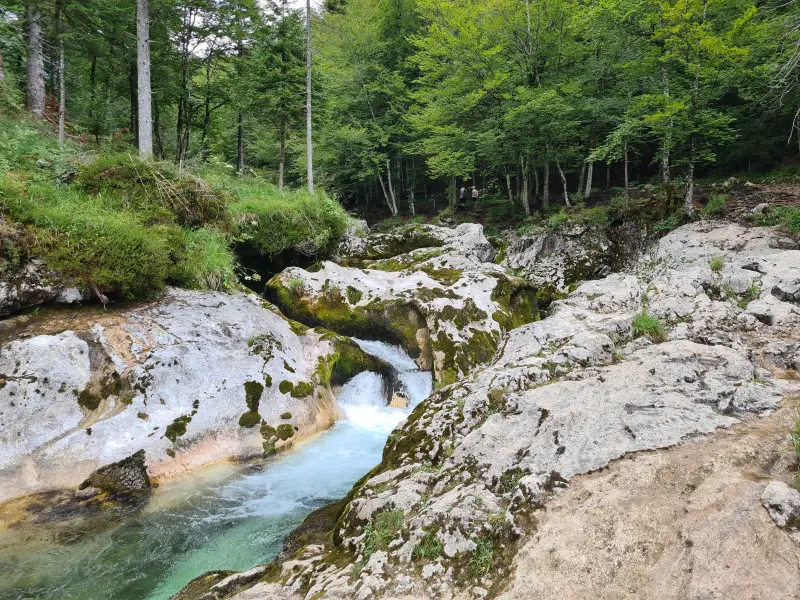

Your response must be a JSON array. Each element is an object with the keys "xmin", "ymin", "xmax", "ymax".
[
  {"xmin": 502, "ymin": 220, "xmax": 650, "ymax": 293},
  {"xmin": 761, "ymin": 480, "xmax": 800, "ymax": 543},
  {"xmin": 0, "ymin": 288, "xmax": 384, "ymax": 503},
  {"xmin": 223, "ymin": 222, "xmax": 800, "ymax": 600},
  {"xmin": 268, "ymin": 224, "xmax": 538, "ymax": 384},
  {"xmin": 0, "ymin": 259, "xmax": 89, "ymax": 316},
  {"xmin": 78, "ymin": 449, "xmax": 151, "ymax": 495}
]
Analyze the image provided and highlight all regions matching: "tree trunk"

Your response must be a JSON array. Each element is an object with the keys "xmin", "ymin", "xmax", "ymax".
[
  {"xmin": 521, "ymin": 157, "xmax": 530, "ymax": 216},
  {"xmin": 377, "ymin": 171, "xmax": 397, "ymax": 216},
  {"xmin": 57, "ymin": 1, "xmax": 65, "ymax": 147},
  {"xmin": 505, "ymin": 172, "xmax": 513, "ymax": 203},
  {"xmin": 136, "ymin": 0, "xmax": 153, "ymax": 158},
  {"xmin": 129, "ymin": 60, "xmax": 138, "ymax": 147},
  {"xmin": 577, "ymin": 162, "xmax": 586, "ymax": 200},
  {"xmin": 278, "ymin": 121, "xmax": 286, "ymax": 190},
  {"xmin": 623, "ymin": 143, "xmax": 630, "ymax": 204},
  {"xmin": 606, "ymin": 162, "xmax": 611, "ymax": 190},
  {"xmin": 584, "ymin": 161, "xmax": 593, "ymax": 200},
  {"xmin": 26, "ymin": 2, "xmax": 45, "ymax": 116},
  {"xmin": 0, "ymin": 42, "xmax": 5, "ymax": 81},
  {"xmin": 661, "ymin": 64, "xmax": 673, "ymax": 211},
  {"xmin": 542, "ymin": 161, "xmax": 550, "ymax": 211},
  {"xmin": 407, "ymin": 160, "xmax": 416, "ymax": 216},
  {"xmin": 449, "ymin": 176, "xmax": 457, "ymax": 210},
  {"xmin": 237, "ymin": 111, "xmax": 245, "ymax": 173},
  {"xmin": 533, "ymin": 165, "xmax": 539, "ymax": 200},
  {"xmin": 684, "ymin": 141, "xmax": 695, "ymax": 217},
  {"xmin": 305, "ymin": 0, "xmax": 314, "ymax": 194},
  {"xmin": 556, "ymin": 160, "xmax": 570, "ymax": 207},
  {"xmin": 386, "ymin": 159, "xmax": 398, "ymax": 215}
]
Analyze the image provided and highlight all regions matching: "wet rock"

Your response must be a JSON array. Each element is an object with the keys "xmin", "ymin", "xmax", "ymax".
[{"xmin": 78, "ymin": 449, "xmax": 151, "ymax": 494}]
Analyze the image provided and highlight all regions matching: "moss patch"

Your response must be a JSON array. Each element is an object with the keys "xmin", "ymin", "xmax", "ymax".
[
  {"xmin": 290, "ymin": 381, "xmax": 314, "ymax": 398},
  {"xmin": 164, "ymin": 415, "xmax": 192, "ymax": 442},
  {"xmin": 279, "ymin": 380, "xmax": 294, "ymax": 394},
  {"xmin": 239, "ymin": 411, "xmax": 262, "ymax": 428},
  {"xmin": 276, "ymin": 424, "xmax": 295, "ymax": 441},
  {"xmin": 244, "ymin": 381, "xmax": 264, "ymax": 412}
]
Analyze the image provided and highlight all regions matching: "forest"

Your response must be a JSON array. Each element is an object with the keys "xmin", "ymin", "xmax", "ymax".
[{"xmin": 3, "ymin": 0, "xmax": 800, "ymax": 230}]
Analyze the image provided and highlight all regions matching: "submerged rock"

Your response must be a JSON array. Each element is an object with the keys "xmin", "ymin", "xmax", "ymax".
[{"xmin": 78, "ymin": 449, "xmax": 150, "ymax": 495}]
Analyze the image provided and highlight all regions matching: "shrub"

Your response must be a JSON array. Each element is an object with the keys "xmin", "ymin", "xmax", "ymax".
[
  {"xmin": 702, "ymin": 194, "xmax": 727, "ymax": 217},
  {"xmin": 752, "ymin": 206, "xmax": 800, "ymax": 233},
  {"xmin": 578, "ymin": 207, "xmax": 610, "ymax": 229},
  {"xmin": 709, "ymin": 255, "xmax": 725, "ymax": 274},
  {"xmin": 413, "ymin": 531, "xmax": 443, "ymax": 562},
  {"xmin": 176, "ymin": 228, "xmax": 237, "ymax": 291},
  {"xmin": 546, "ymin": 211, "xmax": 570, "ymax": 231},
  {"xmin": 276, "ymin": 423, "xmax": 295, "ymax": 440},
  {"xmin": 1, "ymin": 181, "xmax": 175, "ymax": 298},
  {"xmin": 653, "ymin": 214, "xmax": 682, "ymax": 234},
  {"xmin": 229, "ymin": 183, "xmax": 349, "ymax": 256},
  {"xmin": 76, "ymin": 154, "xmax": 230, "ymax": 228},
  {"xmin": 363, "ymin": 510, "xmax": 404, "ymax": 559},
  {"xmin": 632, "ymin": 312, "xmax": 667, "ymax": 343},
  {"xmin": 238, "ymin": 411, "xmax": 262, "ymax": 428}
]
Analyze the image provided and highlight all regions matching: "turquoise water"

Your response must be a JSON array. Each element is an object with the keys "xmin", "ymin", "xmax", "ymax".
[{"xmin": 0, "ymin": 342, "xmax": 432, "ymax": 600}]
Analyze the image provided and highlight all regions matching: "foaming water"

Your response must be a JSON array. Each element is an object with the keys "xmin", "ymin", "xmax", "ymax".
[{"xmin": 0, "ymin": 341, "xmax": 432, "ymax": 600}]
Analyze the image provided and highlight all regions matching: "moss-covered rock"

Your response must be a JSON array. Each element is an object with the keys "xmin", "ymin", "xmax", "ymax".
[
  {"xmin": 290, "ymin": 381, "xmax": 314, "ymax": 398},
  {"xmin": 78, "ymin": 449, "xmax": 151, "ymax": 494}
]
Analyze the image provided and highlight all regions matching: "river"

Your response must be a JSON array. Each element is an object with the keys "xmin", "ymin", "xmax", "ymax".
[{"xmin": 0, "ymin": 340, "xmax": 432, "ymax": 600}]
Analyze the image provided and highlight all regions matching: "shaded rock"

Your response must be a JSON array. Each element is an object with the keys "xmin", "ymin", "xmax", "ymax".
[
  {"xmin": 78, "ymin": 449, "xmax": 151, "ymax": 494},
  {"xmin": 0, "ymin": 259, "xmax": 89, "ymax": 316}
]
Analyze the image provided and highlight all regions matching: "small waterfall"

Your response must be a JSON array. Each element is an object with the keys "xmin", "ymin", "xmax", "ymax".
[{"xmin": 336, "ymin": 340, "xmax": 433, "ymax": 433}]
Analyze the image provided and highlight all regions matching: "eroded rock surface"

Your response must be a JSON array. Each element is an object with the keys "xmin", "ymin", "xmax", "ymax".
[
  {"xmin": 268, "ymin": 224, "xmax": 538, "ymax": 384},
  {"xmin": 225, "ymin": 222, "xmax": 800, "ymax": 600},
  {"xmin": 0, "ymin": 288, "xmax": 381, "ymax": 502}
]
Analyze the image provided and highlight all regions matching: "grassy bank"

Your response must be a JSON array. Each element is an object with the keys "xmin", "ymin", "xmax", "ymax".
[{"xmin": 0, "ymin": 115, "xmax": 351, "ymax": 301}]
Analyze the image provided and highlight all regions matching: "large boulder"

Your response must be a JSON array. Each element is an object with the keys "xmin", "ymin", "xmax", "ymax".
[
  {"xmin": 268, "ymin": 224, "xmax": 537, "ymax": 385},
  {"xmin": 0, "ymin": 288, "xmax": 384, "ymax": 502},
  {"xmin": 223, "ymin": 222, "xmax": 800, "ymax": 600}
]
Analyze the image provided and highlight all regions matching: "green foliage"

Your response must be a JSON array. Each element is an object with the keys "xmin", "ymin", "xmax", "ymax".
[
  {"xmin": 76, "ymin": 154, "xmax": 230, "ymax": 228},
  {"xmin": 244, "ymin": 381, "xmax": 265, "ymax": 413},
  {"xmin": 290, "ymin": 381, "xmax": 315, "ymax": 398},
  {"xmin": 753, "ymin": 206, "xmax": 800, "ymax": 234},
  {"xmin": 546, "ymin": 212, "xmax": 570, "ymax": 231},
  {"xmin": 363, "ymin": 510, "xmax": 404, "ymax": 560},
  {"xmin": 702, "ymin": 195, "xmax": 727, "ymax": 217},
  {"xmin": 238, "ymin": 411, "xmax": 262, "ymax": 428},
  {"xmin": 709, "ymin": 256, "xmax": 725, "ymax": 274},
  {"xmin": 413, "ymin": 531, "xmax": 443, "ymax": 562},
  {"xmin": 279, "ymin": 380, "xmax": 294, "ymax": 394},
  {"xmin": 653, "ymin": 215, "xmax": 683, "ymax": 235},
  {"xmin": 632, "ymin": 312, "xmax": 667, "ymax": 343},
  {"xmin": 467, "ymin": 539, "xmax": 495, "ymax": 579},
  {"xmin": 276, "ymin": 424, "xmax": 295, "ymax": 440},
  {"xmin": 228, "ymin": 183, "xmax": 350, "ymax": 257}
]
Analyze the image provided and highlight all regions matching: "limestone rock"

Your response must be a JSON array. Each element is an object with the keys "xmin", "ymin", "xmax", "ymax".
[
  {"xmin": 0, "ymin": 259, "xmax": 89, "ymax": 316},
  {"xmin": 0, "ymin": 288, "xmax": 381, "ymax": 502},
  {"xmin": 268, "ymin": 224, "xmax": 538, "ymax": 383},
  {"xmin": 761, "ymin": 481, "xmax": 800, "ymax": 541}
]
